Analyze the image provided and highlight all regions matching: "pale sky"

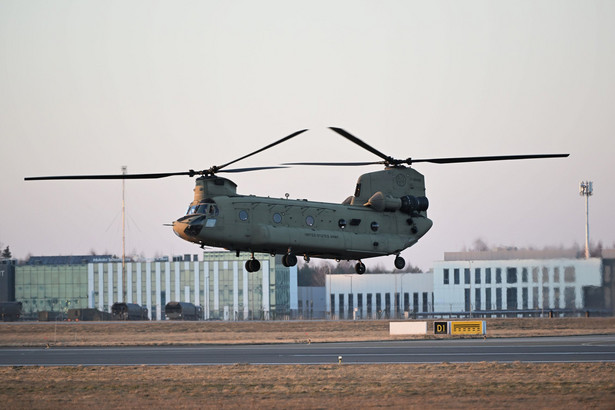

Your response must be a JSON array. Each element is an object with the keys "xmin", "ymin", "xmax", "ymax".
[{"xmin": 1, "ymin": 1, "xmax": 614, "ymax": 271}]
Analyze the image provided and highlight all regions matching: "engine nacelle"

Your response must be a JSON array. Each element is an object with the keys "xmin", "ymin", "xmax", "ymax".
[
  {"xmin": 365, "ymin": 192, "xmax": 429, "ymax": 214},
  {"xmin": 400, "ymin": 195, "xmax": 429, "ymax": 213}
]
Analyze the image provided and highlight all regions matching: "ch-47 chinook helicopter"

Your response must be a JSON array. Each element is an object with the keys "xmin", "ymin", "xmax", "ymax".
[{"xmin": 25, "ymin": 127, "xmax": 568, "ymax": 274}]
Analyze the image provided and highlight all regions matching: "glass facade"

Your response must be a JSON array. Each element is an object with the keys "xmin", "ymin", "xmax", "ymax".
[
  {"xmin": 16, "ymin": 264, "xmax": 89, "ymax": 316},
  {"xmin": 15, "ymin": 252, "xmax": 295, "ymax": 320},
  {"xmin": 273, "ymin": 256, "xmax": 292, "ymax": 319}
]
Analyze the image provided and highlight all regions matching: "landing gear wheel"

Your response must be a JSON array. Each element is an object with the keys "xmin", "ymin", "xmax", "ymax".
[
  {"xmin": 245, "ymin": 258, "xmax": 261, "ymax": 272},
  {"xmin": 394, "ymin": 256, "xmax": 406, "ymax": 270},
  {"xmin": 282, "ymin": 253, "xmax": 298, "ymax": 267},
  {"xmin": 355, "ymin": 261, "xmax": 366, "ymax": 275}
]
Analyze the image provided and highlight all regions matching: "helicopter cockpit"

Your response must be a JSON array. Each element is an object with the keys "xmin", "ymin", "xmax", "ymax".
[{"xmin": 186, "ymin": 201, "xmax": 219, "ymax": 217}]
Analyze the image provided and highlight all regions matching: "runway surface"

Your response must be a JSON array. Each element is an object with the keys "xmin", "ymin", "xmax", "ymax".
[{"xmin": 1, "ymin": 335, "xmax": 614, "ymax": 366}]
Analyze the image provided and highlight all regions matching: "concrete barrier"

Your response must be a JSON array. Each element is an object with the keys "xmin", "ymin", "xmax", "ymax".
[{"xmin": 389, "ymin": 321, "xmax": 427, "ymax": 335}]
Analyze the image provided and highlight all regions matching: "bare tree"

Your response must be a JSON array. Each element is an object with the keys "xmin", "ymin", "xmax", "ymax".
[
  {"xmin": 471, "ymin": 238, "xmax": 489, "ymax": 252},
  {"xmin": 297, "ymin": 263, "xmax": 325, "ymax": 286},
  {"xmin": 1, "ymin": 246, "xmax": 11, "ymax": 259}
]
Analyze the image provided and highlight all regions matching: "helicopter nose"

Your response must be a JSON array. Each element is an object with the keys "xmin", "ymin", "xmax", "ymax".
[
  {"xmin": 173, "ymin": 216, "xmax": 205, "ymax": 241},
  {"xmin": 172, "ymin": 220, "xmax": 187, "ymax": 239}
]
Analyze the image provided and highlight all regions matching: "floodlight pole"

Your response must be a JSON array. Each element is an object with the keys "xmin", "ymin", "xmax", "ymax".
[
  {"xmin": 579, "ymin": 181, "xmax": 593, "ymax": 259},
  {"xmin": 122, "ymin": 165, "xmax": 127, "ymax": 301}
]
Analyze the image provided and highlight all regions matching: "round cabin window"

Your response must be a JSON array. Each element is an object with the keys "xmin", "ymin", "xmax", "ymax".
[
  {"xmin": 371, "ymin": 221, "xmax": 379, "ymax": 232},
  {"xmin": 239, "ymin": 210, "xmax": 248, "ymax": 221},
  {"xmin": 305, "ymin": 216, "xmax": 315, "ymax": 226},
  {"xmin": 273, "ymin": 213, "xmax": 282, "ymax": 223}
]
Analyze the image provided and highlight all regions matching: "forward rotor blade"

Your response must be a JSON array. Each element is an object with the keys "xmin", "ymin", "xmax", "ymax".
[
  {"xmin": 329, "ymin": 127, "xmax": 395, "ymax": 163},
  {"xmin": 410, "ymin": 153, "xmax": 570, "ymax": 165},
  {"xmin": 24, "ymin": 171, "xmax": 196, "ymax": 181},
  {"xmin": 215, "ymin": 129, "xmax": 308, "ymax": 171},
  {"xmin": 25, "ymin": 166, "xmax": 291, "ymax": 181},
  {"xmin": 25, "ymin": 129, "xmax": 308, "ymax": 182}
]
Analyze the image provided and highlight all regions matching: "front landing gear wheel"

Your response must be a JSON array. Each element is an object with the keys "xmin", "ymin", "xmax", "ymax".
[
  {"xmin": 245, "ymin": 258, "xmax": 261, "ymax": 272},
  {"xmin": 394, "ymin": 256, "xmax": 406, "ymax": 270},
  {"xmin": 355, "ymin": 261, "xmax": 366, "ymax": 275}
]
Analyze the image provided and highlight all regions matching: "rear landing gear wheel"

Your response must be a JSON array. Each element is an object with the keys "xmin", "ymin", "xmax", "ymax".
[
  {"xmin": 355, "ymin": 261, "xmax": 366, "ymax": 275},
  {"xmin": 245, "ymin": 258, "xmax": 261, "ymax": 272},
  {"xmin": 394, "ymin": 256, "xmax": 406, "ymax": 270}
]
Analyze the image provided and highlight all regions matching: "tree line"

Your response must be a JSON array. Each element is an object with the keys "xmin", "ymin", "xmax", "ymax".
[{"xmin": 297, "ymin": 259, "xmax": 423, "ymax": 286}]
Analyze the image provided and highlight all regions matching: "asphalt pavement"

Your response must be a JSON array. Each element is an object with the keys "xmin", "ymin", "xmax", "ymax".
[{"xmin": 1, "ymin": 334, "xmax": 614, "ymax": 366}]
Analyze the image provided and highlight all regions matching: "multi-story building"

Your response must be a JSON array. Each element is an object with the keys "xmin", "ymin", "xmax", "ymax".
[
  {"xmin": 0, "ymin": 259, "xmax": 16, "ymax": 302},
  {"xmin": 433, "ymin": 249, "xmax": 607, "ymax": 315},
  {"xmin": 12, "ymin": 249, "xmax": 615, "ymax": 320},
  {"xmin": 326, "ymin": 272, "xmax": 434, "ymax": 319},
  {"xmin": 15, "ymin": 252, "xmax": 298, "ymax": 320},
  {"xmin": 15, "ymin": 256, "xmax": 100, "ymax": 316},
  {"xmin": 297, "ymin": 286, "xmax": 327, "ymax": 319}
]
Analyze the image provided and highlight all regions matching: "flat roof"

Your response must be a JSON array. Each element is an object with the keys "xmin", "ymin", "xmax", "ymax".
[{"xmin": 443, "ymin": 249, "xmax": 578, "ymax": 261}]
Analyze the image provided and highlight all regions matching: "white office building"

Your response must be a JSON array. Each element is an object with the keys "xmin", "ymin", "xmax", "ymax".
[
  {"xmin": 326, "ymin": 272, "xmax": 434, "ymax": 319},
  {"xmin": 86, "ymin": 252, "xmax": 297, "ymax": 320},
  {"xmin": 433, "ymin": 250, "xmax": 602, "ymax": 315}
]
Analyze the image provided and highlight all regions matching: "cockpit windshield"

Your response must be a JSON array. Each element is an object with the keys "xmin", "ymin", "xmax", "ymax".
[{"xmin": 185, "ymin": 201, "xmax": 219, "ymax": 216}]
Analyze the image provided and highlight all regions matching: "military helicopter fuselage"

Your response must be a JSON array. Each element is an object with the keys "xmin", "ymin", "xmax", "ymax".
[
  {"xmin": 25, "ymin": 127, "xmax": 568, "ymax": 274},
  {"xmin": 173, "ymin": 166, "xmax": 432, "ymax": 273}
]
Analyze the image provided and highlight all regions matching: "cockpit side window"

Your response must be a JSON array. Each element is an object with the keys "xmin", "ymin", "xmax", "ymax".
[
  {"xmin": 186, "ymin": 205, "xmax": 198, "ymax": 215},
  {"xmin": 208, "ymin": 205, "xmax": 219, "ymax": 217},
  {"xmin": 187, "ymin": 201, "xmax": 219, "ymax": 216}
]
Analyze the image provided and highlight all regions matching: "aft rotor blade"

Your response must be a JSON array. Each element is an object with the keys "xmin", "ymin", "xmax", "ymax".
[
  {"xmin": 283, "ymin": 161, "xmax": 385, "ymax": 167},
  {"xmin": 216, "ymin": 129, "xmax": 308, "ymax": 171},
  {"xmin": 24, "ymin": 171, "xmax": 196, "ymax": 181},
  {"xmin": 329, "ymin": 127, "xmax": 395, "ymax": 163},
  {"xmin": 410, "ymin": 153, "xmax": 570, "ymax": 165},
  {"xmin": 218, "ymin": 166, "xmax": 288, "ymax": 173}
]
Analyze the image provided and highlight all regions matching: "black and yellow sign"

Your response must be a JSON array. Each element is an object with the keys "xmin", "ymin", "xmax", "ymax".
[
  {"xmin": 450, "ymin": 321, "xmax": 486, "ymax": 335},
  {"xmin": 434, "ymin": 321, "xmax": 449, "ymax": 335}
]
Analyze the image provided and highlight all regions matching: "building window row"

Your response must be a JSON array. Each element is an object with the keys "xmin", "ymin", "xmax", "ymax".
[
  {"xmin": 460, "ymin": 285, "xmax": 579, "ymax": 312},
  {"xmin": 443, "ymin": 266, "xmax": 577, "ymax": 286},
  {"xmin": 329, "ymin": 291, "xmax": 433, "ymax": 319}
]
